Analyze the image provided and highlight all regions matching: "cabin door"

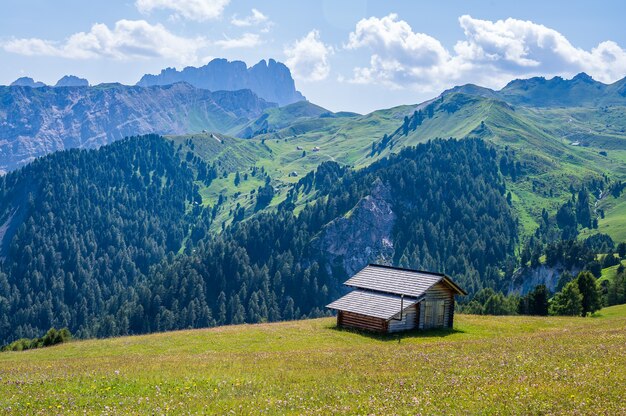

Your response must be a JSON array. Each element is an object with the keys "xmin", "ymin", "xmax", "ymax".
[{"xmin": 422, "ymin": 300, "xmax": 445, "ymax": 329}]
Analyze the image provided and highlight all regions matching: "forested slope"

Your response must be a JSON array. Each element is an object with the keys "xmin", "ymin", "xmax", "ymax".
[
  {"xmin": 0, "ymin": 135, "xmax": 204, "ymax": 341},
  {"xmin": 0, "ymin": 136, "xmax": 516, "ymax": 343}
]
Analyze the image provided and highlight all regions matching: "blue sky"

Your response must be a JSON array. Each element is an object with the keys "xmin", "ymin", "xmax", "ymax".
[{"xmin": 1, "ymin": 0, "xmax": 625, "ymax": 113}]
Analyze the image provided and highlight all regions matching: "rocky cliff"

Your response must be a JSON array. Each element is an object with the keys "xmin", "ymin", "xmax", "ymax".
[
  {"xmin": 314, "ymin": 179, "xmax": 396, "ymax": 280},
  {"xmin": 10, "ymin": 77, "xmax": 45, "ymax": 88},
  {"xmin": 137, "ymin": 58, "xmax": 305, "ymax": 106},
  {"xmin": 508, "ymin": 264, "xmax": 581, "ymax": 295},
  {"xmin": 55, "ymin": 75, "xmax": 89, "ymax": 87}
]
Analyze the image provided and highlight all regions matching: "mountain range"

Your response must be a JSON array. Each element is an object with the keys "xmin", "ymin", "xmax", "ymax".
[
  {"xmin": 0, "ymin": 82, "xmax": 276, "ymax": 173},
  {"xmin": 0, "ymin": 59, "xmax": 307, "ymax": 173}
]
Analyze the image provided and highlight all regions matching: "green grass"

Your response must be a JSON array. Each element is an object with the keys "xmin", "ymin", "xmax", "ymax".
[
  {"xmin": 1, "ymin": 305, "xmax": 625, "ymax": 414},
  {"xmin": 599, "ymin": 259, "xmax": 626, "ymax": 284},
  {"xmin": 579, "ymin": 191, "xmax": 626, "ymax": 244},
  {"xmin": 596, "ymin": 193, "xmax": 626, "ymax": 243},
  {"xmin": 238, "ymin": 101, "xmax": 336, "ymax": 136}
]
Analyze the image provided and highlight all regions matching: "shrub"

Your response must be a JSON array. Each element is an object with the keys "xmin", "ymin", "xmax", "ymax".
[{"xmin": 2, "ymin": 328, "xmax": 71, "ymax": 352}]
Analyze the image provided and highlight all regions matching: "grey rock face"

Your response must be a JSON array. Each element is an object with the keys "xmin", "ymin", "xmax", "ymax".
[
  {"xmin": 314, "ymin": 179, "xmax": 396, "ymax": 280},
  {"xmin": 10, "ymin": 77, "xmax": 46, "ymax": 88},
  {"xmin": 55, "ymin": 75, "xmax": 89, "ymax": 87},
  {"xmin": 137, "ymin": 58, "xmax": 305, "ymax": 106},
  {"xmin": 508, "ymin": 264, "xmax": 581, "ymax": 296}
]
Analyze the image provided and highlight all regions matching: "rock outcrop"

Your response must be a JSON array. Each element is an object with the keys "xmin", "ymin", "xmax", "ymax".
[
  {"xmin": 314, "ymin": 179, "xmax": 396, "ymax": 280},
  {"xmin": 55, "ymin": 75, "xmax": 89, "ymax": 87},
  {"xmin": 137, "ymin": 58, "xmax": 305, "ymax": 106},
  {"xmin": 10, "ymin": 77, "xmax": 46, "ymax": 88},
  {"xmin": 508, "ymin": 264, "xmax": 581, "ymax": 296}
]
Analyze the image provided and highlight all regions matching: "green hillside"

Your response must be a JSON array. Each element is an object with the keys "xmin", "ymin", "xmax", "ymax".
[
  {"xmin": 1, "ymin": 305, "xmax": 624, "ymax": 414},
  {"xmin": 171, "ymin": 92, "xmax": 626, "ymax": 240},
  {"xmin": 593, "ymin": 192, "xmax": 626, "ymax": 242}
]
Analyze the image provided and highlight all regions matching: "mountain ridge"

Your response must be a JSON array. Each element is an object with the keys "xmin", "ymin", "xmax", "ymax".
[
  {"xmin": 137, "ymin": 58, "xmax": 305, "ymax": 106},
  {"xmin": 443, "ymin": 72, "xmax": 626, "ymax": 107},
  {"xmin": 0, "ymin": 82, "xmax": 275, "ymax": 173}
]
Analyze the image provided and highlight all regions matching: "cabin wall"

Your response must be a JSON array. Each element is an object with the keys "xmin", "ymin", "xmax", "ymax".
[
  {"xmin": 387, "ymin": 304, "xmax": 418, "ymax": 333},
  {"xmin": 418, "ymin": 282, "xmax": 456, "ymax": 329},
  {"xmin": 337, "ymin": 311, "xmax": 388, "ymax": 333}
]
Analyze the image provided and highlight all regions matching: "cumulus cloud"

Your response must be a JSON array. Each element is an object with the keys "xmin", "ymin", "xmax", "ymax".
[
  {"xmin": 347, "ymin": 14, "xmax": 449, "ymax": 68},
  {"xmin": 346, "ymin": 13, "xmax": 454, "ymax": 89},
  {"xmin": 284, "ymin": 30, "xmax": 333, "ymax": 81},
  {"xmin": 455, "ymin": 15, "xmax": 626, "ymax": 83},
  {"xmin": 345, "ymin": 14, "xmax": 626, "ymax": 91},
  {"xmin": 231, "ymin": 9, "xmax": 268, "ymax": 27},
  {"xmin": 135, "ymin": 0, "xmax": 229, "ymax": 21},
  {"xmin": 2, "ymin": 20, "xmax": 206, "ymax": 65},
  {"xmin": 214, "ymin": 33, "xmax": 261, "ymax": 49}
]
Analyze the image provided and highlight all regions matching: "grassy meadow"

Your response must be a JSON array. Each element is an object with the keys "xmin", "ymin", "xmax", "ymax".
[{"xmin": 0, "ymin": 305, "xmax": 624, "ymax": 415}]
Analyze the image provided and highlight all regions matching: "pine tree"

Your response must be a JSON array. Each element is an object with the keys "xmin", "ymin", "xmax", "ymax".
[
  {"xmin": 576, "ymin": 271, "xmax": 601, "ymax": 316},
  {"xmin": 283, "ymin": 297, "xmax": 295, "ymax": 320},
  {"xmin": 575, "ymin": 189, "xmax": 592, "ymax": 228},
  {"xmin": 217, "ymin": 291, "xmax": 227, "ymax": 325},
  {"xmin": 549, "ymin": 281, "xmax": 583, "ymax": 316},
  {"xmin": 529, "ymin": 285, "xmax": 549, "ymax": 316}
]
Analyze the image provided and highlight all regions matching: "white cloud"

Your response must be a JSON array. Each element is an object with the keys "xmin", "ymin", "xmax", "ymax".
[
  {"xmin": 284, "ymin": 30, "xmax": 333, "ymax": 81},
  {"xmin": 231, "ymin": 9, "xmax": 268, "ymax": 27},
  {"xmin": 347, "ymin": 14, "xmax": 449, "ymax": 68},
  {"xmin": 2, "ymin": 20, "xmax": 206, "ymax": 65},
  {"xmin": 345, "ymin": 14, "xmax": 626, "ymax": 91},
  {"xmin": 345, "ymin": 14, "xmax": 453, "ymax": 90},
  {"xmin": 456, "ymin": 15, "xmax": 626, "ymax": 83},
  {"xmin": 135, "ymin": 0, "xmax": 229, "ymax": 22},
  {"xmin": 214, "ymin": 33, "xmax": 261, "ymax": 49}
]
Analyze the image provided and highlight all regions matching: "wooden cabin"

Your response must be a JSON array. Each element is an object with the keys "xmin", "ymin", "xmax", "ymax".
[{"xmin": 326, "ymin": 264, "xmax": 467, "ymax": 333}]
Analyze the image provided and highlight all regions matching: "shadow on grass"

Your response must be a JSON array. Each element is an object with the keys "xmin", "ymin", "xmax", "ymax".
[{"xmin": 329, "ymin": 325, "xmax": 465, "ymax": 342}]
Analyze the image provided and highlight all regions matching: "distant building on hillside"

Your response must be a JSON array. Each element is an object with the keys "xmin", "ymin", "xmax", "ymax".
[{"xmin": 326, "ymin": 264, "xmax": 466, "ymax": 333}]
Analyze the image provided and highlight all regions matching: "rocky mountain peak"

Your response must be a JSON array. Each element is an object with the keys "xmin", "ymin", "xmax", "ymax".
[
  {"xmin": 55, "ymin": 75, "xmax": 89, "ymax": 87},
  {"xmin": 10, "ymin": 77, "xmax": 46, "ymax": 88},
  {"xmin": 136, "ymin": 58, "xmax": 305, "ymax": 106}
]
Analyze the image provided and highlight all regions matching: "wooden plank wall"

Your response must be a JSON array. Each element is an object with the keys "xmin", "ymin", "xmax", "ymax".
[
  {"xmin": 388, "ymin": 305, "xmax": 418, "ymax": 333},
  {"xmin": 338, "ymin": 311, "xmax": 388, "ymax": 332},
  {"xmin": 419, "ymin": 282, "xmax": 456, "ymax": 329}
]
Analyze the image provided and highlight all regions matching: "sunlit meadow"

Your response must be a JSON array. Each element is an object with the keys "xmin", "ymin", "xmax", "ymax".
[{"xmin": 1, "ymin": 305, "xmax": 625, "ymax": 415}]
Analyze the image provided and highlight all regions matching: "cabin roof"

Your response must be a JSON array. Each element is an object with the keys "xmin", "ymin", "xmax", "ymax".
[
  {"xmin": 326, "ymin": 289, "xmax": 419, "ymax": 320},
  {"xmin": 343, "ymin": 264, "xmax": 467, "ymax": 297}
]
